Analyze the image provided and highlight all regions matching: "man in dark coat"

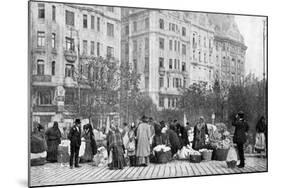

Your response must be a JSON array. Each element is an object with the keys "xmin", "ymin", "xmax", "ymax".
[
  {"xmin": 68, "ymin": 119, "xmax": 82, "ymax": 168},
  {"xmin": 232, "ymin": 111, "xmax": 249, "ymax": 168},
  {"xmin": 166, "ymin": 124, "xmax": 181, "ymax": 156},
  {"xmin": 175, "ymin": 121, "xmax": 190, "ymax": 148}
]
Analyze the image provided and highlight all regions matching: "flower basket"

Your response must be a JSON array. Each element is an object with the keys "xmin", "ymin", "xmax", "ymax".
[
  {"xmin": 190, "ymin": 154, "xmax": 202, "ymax": 163},
  {"xmin": 155, "ymin": 151, "xmax": 171, "ymax": 164},
  {"xmin": 214, "ymin": 148, "xmax": 229, "ymax": 161},
  {"xmin": 200, "ymin": 150, "xmax": 213, "ymax": 161}
]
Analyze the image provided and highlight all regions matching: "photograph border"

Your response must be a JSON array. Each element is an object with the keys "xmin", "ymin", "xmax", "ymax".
[{"xmin": 27, "ymin": 0, "xmax": 268, "ymax": 187}]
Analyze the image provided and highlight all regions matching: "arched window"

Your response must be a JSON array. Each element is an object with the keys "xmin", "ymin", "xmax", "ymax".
[{"xmin": 51, "ymin": 61, "xmax": 55, "ymax": 75}]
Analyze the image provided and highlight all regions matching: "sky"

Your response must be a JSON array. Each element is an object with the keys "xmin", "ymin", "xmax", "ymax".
[{"xmin": 235, "ymin": 15, "xmax": 267, "ymax": 80}]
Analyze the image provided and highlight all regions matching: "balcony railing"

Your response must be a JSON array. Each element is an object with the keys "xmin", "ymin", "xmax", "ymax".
[
  {"xmin": 33, "ymin": 105, "xmax": 57, "ymax": 112},
  {"xmin": 32, "ymin": 75, "xmax": 52, "ymax": 82},
  {"xmin": 64, "ymin": 50, "xmax": 77, "ymax": 62}
]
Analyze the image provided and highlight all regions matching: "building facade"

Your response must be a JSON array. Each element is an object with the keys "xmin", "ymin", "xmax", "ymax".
[
  {"xmin": 121, "ymin": 9, "xmax": 191, "ymax": 110},
  {"xmin": 29, "ymin": 1, "xmax": 121, "ymax": 128},
  {"xmin": 121, "ymin": 10, "xmax": 247, "ymax": 110}
]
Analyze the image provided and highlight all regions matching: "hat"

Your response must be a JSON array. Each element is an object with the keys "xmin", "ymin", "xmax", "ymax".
[
  {"xmin": 75, "ymin": 119, "xmax": 81, "ymax": 124},
  {"xmin": 141, "ymin": 115, "xmax": 148, "ymax": 122},
  {"xmin": 238, "ymin": 111, "xmax": 244, "ymax": 118}
]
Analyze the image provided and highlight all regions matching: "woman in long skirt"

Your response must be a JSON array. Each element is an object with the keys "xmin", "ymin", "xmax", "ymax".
[
  {"xmin": 255, "ymin": 116, "xmax": 267, "ymax": 153},
  {"xmin": 107, "ymin": 123, "xmax": 125, "ymax": 170},
  {"xmin": 45, "ymin": 121, "xmax": 61, "ymax": 162},
  {"xmin": 192, "ymin": 116, "xmax": 208, "ymax": 150},
  {"xmin": 81, "ymin": 124, "xmax": 97, "ymax": 162}
]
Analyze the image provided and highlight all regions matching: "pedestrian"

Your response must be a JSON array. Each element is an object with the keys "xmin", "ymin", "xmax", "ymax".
[
  {"xmin": 45, "ymin": 121, "xmax": 61, "ymax": 163},
  {"xmin": 232, "ymin": 111, "xmax": 249, "ymax": 168},
  {"xmin": 68, "ymin": 119, "xmax": 82, "ymax": 169},
  {"xmin": 192, "ymin": 116, "xmax": 208, "ymax": 150},
  {"xmin": 107, "ymin": 122, "xmax": 125, "ymax": 170},
  {"xmin": 175, "ymin": 120, "xmax": 190, "ymax": 148},
  {"xmin": 254, "ymin": 116, "xmax": 267, "ymax": 154},
  {"xmin": 126, "ymin": 123, "xmax": 137, "ymax": 166},
  {"xmin": 58, "ymin": 125, "xmax": 70, "ymax": 166},
  {"xmin": 136, "ymin": 115, "xmax": 151, "ymax": 166},
  {"xmin": 81, "ymin": 124, "xmax": 97, "ymax": 163},
  {"xmin": 166, "ymin": 123, "xmax": 181, "ymax": 156}
]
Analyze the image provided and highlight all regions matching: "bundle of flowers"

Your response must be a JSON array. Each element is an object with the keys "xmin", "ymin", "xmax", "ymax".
[
  {"xmin": 199, "ymin": 148, "xmax": 213, "ymax": 153},
  {"xmin": 189, "ymin": 150, "xmax": 201, "ymax": 156},
  {"xmin": 153, "ymin": 145, "xmax": 171, "ymax": 152},
  {"xmin": 208, "ymin": 123, "xmax": 231, "ymax": 150}
]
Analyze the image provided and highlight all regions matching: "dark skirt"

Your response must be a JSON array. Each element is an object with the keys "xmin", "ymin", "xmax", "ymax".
[
  {"xmin": 46, "ymin": 140, "xmax": 59, "ymax": 162},
  {"xmin": 109, "ymin": 146, "xmax": 125, "ymax": 170}
]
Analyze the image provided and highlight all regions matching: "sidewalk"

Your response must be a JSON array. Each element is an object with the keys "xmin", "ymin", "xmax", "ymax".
[{"xmin": 30, "ymin": 157, "xmax": 267, "ymax": 187}]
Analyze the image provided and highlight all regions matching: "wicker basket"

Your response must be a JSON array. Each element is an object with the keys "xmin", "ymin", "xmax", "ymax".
[
  {"xmin": 214, "ymin": 148, "xmax": 229, "ymax": 161},
  {"xmin": 201, "ymin": 150, "xmax": 213, "ymax": 161},
  {"xmin": 190, "ymin": 154, "xmax": 202, "ymax": 163},
  {"xmin": 155, "ymin": 151, "xmax": 171, "ymax": 164}
]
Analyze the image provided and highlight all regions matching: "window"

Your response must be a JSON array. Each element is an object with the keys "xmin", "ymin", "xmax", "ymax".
[
  {"xmin": 174, "ymin": 40, "xmax": 177, "ymax": 51},
  {"xmin": 159, "ymin": 19, "xmax": 164, "ymax": 29},
  {"xmin": 182, "ymin": 62, "xmax": 186, "ymax": 71},
  {"xmin": 125, "ymin": 42, "xmax": 129, "ymax": 55},
  {"xmin": 169, "ymin": 40, "xmax": 173, "ymax": 50},
  {"xmin": 183, "ymin": 77, "xmax": 186, "ymax": 88},
  {"xmin": 52, "ymin": 5, "xmax": 56, "ymax": 21},
  {"xmin": 145, "ymin": 76, "xmax": 149, "ymax": 90},
  {"xmin": 167, "ymin": 77, "xmax": 170, "ymax": 88},
  {"xmin": 65, "ymin": 90, "xmax": 75, "ymax": 105},
  {"xmin": 125, "ymin": 25, "xmax": 129, "ymax": 35},
  {"xmin": 145, "ymin": 57, "xmax": 149, "ymax": 72},
  {"xmin": 83, "ymin": 15, "xmax": 87, "ymax": 28},
  {"xmin": 204, "ymin": 37, "xmax": 206, "ymax": 47},
  {"xmin": 192, "ymin": 33, "xmax": 196, "ymax": 47},
  {"xmin": 107, "ymin": 23, "xmax": 114, "ymax": 37},
  {"xmin": 209, "ymin": 39, "xmax": 212, "ymax": 48},
  {"xmin": 198, "ymin": 35, "xmax": 201, "ymax": 46},
  {"xmin": 175, "ymin": 78, "xmax": 179, "ymax": 88},
  {"xmin": 169, "ymin": 59, "xmax": 173, "ymax": 69},
  {"xmin": 145, "ymin": 18, "xmax": 149, "ymax": 29},
  {"xmin": 83, "ymin": 40, "xmax": 87, "ymax": 55},
  {"xmin": 51, "ymin": 61, "xmax": 55, "ymax": 75},
  {"xmin": 65, "ymin": 10, "xmax": 74, "ymax": 26},
  {"xmin": 65, "ymin": 64, "xmax": 74, "ymax": 77},
  {"xmin": 159, "ymin": 77, "xmax": 164, "ymax": 88},
  {"xmin": 174, "ymin": 59, "xmax": 177, "ymax": 69},
  {"xmin": 133, "ymin": 21, "xmax": 137, "ymax": 32},
  {"xmin": 97, "ymin": 17, "xmax": 100, "ymax": 31},
  {"xmin": 159, "ymin": 96, "xmax": 164, "ymax": 107},
  {"xmin": 145, "ymin": 37, "xmax": 149, "ymax": 49},
  {"xmin": 193, "ymin": 50, "xmax": 196, "ymax": 60},
  {"xmin": 133, "ymin": 59, "xmax": 137, "ymax": 72},
  {"xmin": 37, "ymin": 31, "xmax": 45, "ymax": 47},
  {"xmin": 51, "ymin": 33, "xmax": 56, "ymax": 49},
  {"xmin": 209, "ymin": 70, "xmax": 212, "ymax": 79},
  {"xmin": 168, "ymin": 98, "xmax": 171, "ymax": 107},
  {"xmin": 133, "ymin": 40, "xmax": 137, "ymax": 52},
  {"xmin": 97, "ymin": 42, "xmax": 100, "ymax": 56},
  {"xmin": 65, "ymin": 37, "xmax": 74, "ymax": 51},
  {"xmin": 178, "ymin": 60, "xmax": 180, "ymax": 70},
  {"xmin": 37, "ymin": 60, "xmax": 44, "ymax": 75},
  {"xmin": 172, "ymin": 98, "xmax": 175, "ymax": 107},
  {"xmin": 37, "ymin": 89, "xmax": 52, "ymax": 105},
  {"xmin": 107, "ymin": 46, "xmax": 114, "ymax": 58},
  {"xmin": 38, "ymin": 4, "xmax": 45, "ymax": 19},
  {"xmin": 91, "ymin": 16, "xmax": 95, "ymax": 29},
  {"xmin": 90, "ymin": 41, "xmax": 95, "ymax": 55},
  {"xmin": 182, "ymin": 44, "xmax": 186, "ymax": 55},
  {"xmin": 159, "ymin": 38, "xmax": 164, "ymax": 49},
  {"xmin": 182, "ymin": 27, "xmax": 186, "ymax": 36},
  {"xmin": 159, "ymin": 57, "xmax": 164, "ymax": 68},
  {"xmin": 204, "ymin": 53, "xmax": 207, "ymax": 62},
  {"xmin": 199, "ymin": 51, "xmax": 201, "ymax": 62},
  {"xmin": 178, "ymin": 41, "xmax": 180, "ymax": 52}
]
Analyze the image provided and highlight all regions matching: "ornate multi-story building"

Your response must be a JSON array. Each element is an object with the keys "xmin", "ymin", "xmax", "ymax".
[
  {"xmin": 29, "ymin": 1, "xmax": 121, "ymax": 127},
  {"xmin": 121, "ymin": 9, "xmax": 191, "ymax": 110},
  {"xmin": 121, "ymin": 10, "xmax": 247, "ymax": 110}
]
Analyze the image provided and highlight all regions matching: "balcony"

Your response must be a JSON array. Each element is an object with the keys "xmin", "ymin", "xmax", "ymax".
[
  {"xmin": 33, "ymin": 105, "xmax": 58, "ymax": 113},
  {"xmin": 64, "ymin": 50, "xmax": 77, "ymax": 62},
  {"xmin": 32, "ymin": 75, "xmax": 52, "ymax": 82}
]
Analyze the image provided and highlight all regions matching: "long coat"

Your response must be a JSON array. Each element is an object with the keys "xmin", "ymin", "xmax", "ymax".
[
  {"xmin": 136, "ymin": 122, "xmax": 151, "ymax": 157},
  {"xmin": 232, "ymin": 119, "xmax": 249, "ymax": 144},
  {"xmin": 68, "ymin": 126, "xmax": 81, "ymax": 147}
]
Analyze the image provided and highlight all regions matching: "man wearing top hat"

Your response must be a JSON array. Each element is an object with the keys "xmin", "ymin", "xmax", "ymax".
[
  {"xmin": 232, "ymin": 111, "xmax": 249, "ymax": 168},
  {"xmin": 68, "ymin": 119, "xmax": 82, "ymax": 168}
]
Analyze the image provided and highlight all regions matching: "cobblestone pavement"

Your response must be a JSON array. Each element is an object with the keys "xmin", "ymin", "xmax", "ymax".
[{"xmin": 30, "ymin": 157, "xmax": 267, "ymax": 187}]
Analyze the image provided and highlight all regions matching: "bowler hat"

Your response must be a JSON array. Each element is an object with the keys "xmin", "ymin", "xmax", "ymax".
[{"xmin": 75, "ymin": 119, "xmax": 81, "ymax": 124}]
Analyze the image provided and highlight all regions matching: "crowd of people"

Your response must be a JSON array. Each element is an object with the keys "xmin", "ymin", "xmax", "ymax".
[{"xmin": 30, "ymin": 112, "xmax": 267, "ymax": 169}]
